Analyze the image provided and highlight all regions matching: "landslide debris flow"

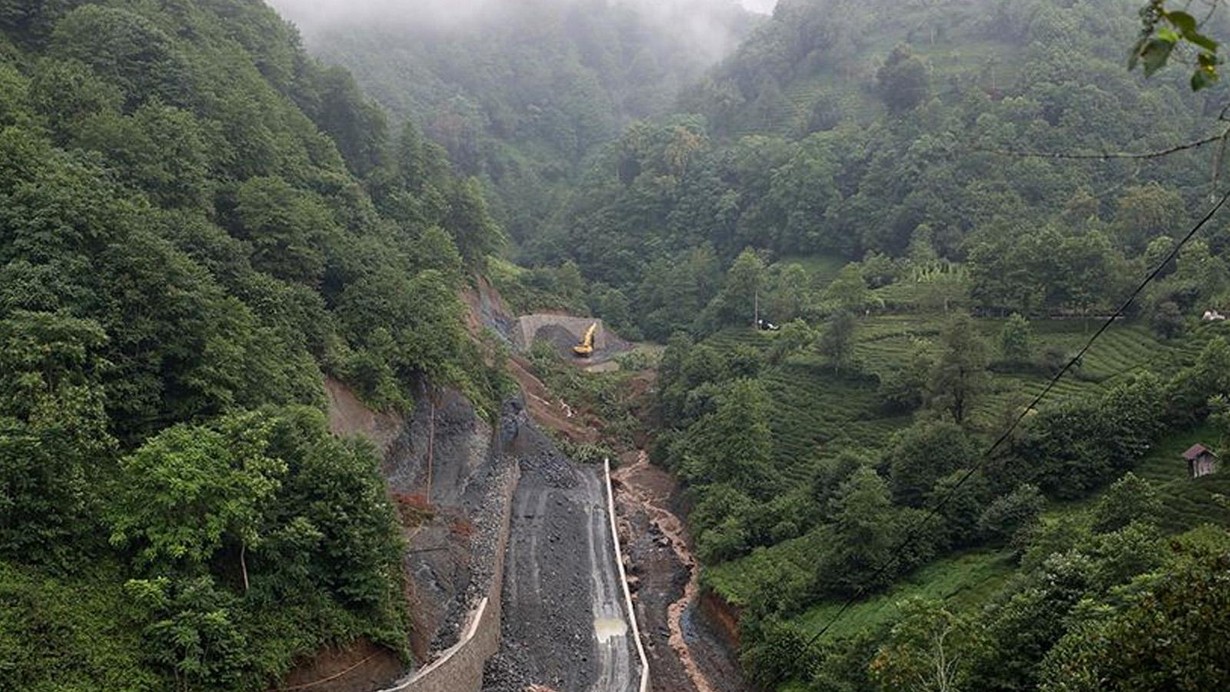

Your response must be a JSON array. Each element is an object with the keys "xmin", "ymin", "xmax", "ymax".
[
  {"xmin": 613, "ymin": 452, "xmax": 750, "ymax": 692},
  {"xmin": 484, "ymin": 448, "xmax": 640, "ymax": 692}
]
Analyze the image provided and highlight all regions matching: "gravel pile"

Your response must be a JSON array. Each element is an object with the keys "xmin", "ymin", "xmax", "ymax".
[
  {"xmin": 481, "ymin": 651, "xmax": 533, "ymax": 692},
  {"xmin": 518, "ymin": 449, "xmax": 580, "ymax": 490}
]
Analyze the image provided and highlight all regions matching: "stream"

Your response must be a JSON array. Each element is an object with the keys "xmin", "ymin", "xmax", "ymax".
[{"xmin": 612, "ymin": 451, "xmax": 720, "ymax": 692}]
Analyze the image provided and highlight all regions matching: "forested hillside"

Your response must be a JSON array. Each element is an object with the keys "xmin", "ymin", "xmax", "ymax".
[
  {"xmin": 283, "ymin": 0, "xmax": 758, "ymax": 244},
  {"xmin": 504, "ymin": 0, "xmax": 1230, "ymax": 341},
  {"xmin": 606, "ymin": 1, "xmax": 1230, "ymax": 689},
  {"xmin": 0, "ymin": 0, "xmax": 506, "ymax": 688},
  {"xmin": 7, "ymin": 0, "xmax": 1230, "ymax": 689}
]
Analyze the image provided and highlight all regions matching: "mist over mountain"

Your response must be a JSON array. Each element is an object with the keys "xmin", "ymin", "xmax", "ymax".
[
  {"xmin": 270, "ymin": 0, "xmax": 774, "ymax": 60},
  {"xmin": 271, "ymin": 0, "xmax": 763, "ymax": 244}
]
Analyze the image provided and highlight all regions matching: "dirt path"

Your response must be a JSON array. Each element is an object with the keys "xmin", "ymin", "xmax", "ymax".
[{"xmin": 612, "ymin": 452, "xmax": 746, "ymax": 692}]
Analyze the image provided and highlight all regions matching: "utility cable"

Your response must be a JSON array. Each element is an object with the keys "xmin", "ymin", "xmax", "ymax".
[
  {"xmin": 778, "ymin": 187, "xmax": 1230, "ymax": 684},
  {"xmin": 974, "ymin": 128, "xmax": 1228, "ymax": 160}
]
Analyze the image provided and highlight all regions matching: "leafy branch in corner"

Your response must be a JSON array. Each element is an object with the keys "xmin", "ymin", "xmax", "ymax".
[{"xmin": 1131, "ymin": 0, "xmax": 1223, "ymax": 89}]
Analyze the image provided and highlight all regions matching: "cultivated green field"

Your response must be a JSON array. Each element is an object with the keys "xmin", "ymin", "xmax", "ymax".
[{"xmin": 700, "ymin": 310, "xmax": 1230, "ymax": 644}]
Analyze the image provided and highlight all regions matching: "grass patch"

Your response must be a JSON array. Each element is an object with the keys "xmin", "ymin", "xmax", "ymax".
[
  {"xmin": 793, "ymin": 549, "xmax": 1015, "ymax": 642},
  {"xmin": 777, "ymin": 254, "xmax": 847, "ymax": 289}
]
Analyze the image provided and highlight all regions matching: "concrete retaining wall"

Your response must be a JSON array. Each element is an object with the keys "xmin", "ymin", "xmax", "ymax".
[
  {"xmin": 516, "ymin": 314, "xmax": 606, "ymax": 351},
  {"xmin": 379, "ymin": 463, "xmax": 520, "ymax": 692}
]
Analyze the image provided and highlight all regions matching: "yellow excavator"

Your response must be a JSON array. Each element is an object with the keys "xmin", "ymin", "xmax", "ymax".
[{"xmin": 573, "ymin": 322, "xmax": 597, "ymax": 357}]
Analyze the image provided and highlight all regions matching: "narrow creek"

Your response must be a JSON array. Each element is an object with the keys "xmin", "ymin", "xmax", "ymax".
[{"xmin": 611, "ymin": 451, "xmax": 718, "ymax": 692}]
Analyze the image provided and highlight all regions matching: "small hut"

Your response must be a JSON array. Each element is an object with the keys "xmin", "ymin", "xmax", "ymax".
[{"xmin": 1182, "ymin": 443, "xmax": 1218, "ymax": 479}]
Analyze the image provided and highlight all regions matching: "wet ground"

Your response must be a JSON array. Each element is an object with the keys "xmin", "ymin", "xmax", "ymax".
[
  {"xmin": 612, "ymin": 452, "xmax": 750, "ymax": 692},
  {"xmin": 483, "ymin": 449, "xmax": 639, "ymax": 692}
]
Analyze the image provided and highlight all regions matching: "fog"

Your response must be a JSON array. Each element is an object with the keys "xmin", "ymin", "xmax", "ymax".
[{"xmin": 268, "ymin": 0, "xmax": 777, "ymax": 36}]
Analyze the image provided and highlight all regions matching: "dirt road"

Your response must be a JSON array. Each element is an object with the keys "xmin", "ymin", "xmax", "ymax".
[{"xmin": 484, "ymin": 447, "xmax": 639, "ymax": 692}]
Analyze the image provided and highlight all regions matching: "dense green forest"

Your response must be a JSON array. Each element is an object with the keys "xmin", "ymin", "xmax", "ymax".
[
  {"xmin": 7, "ymin": 0, "xmax": 1230, "ymax": 689},
  {"xmin": 632, "ymin": 1, "xmax": 1230, "ymax": 689},
  {"xmin": 302, "ymin": 0, "xmax": 1230, "ymax": 688},
  {"xmin": 0, "ymin": 0, "xmax": 507, "ymax": 688}
]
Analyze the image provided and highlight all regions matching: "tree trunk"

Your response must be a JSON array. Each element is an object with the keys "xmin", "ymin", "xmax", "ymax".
[{"xmin": 240, "ymin": 543, "xmax": 249, "ymax": 593}]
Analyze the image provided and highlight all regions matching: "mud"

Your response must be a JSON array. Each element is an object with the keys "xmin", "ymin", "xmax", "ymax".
[
  {"xmin": 277, "ymin": 638, "xmax": 405, "ymax": 692},
  {"xmin": 613, "ymin": 452, "xmax": 750, "ymax": 692}
]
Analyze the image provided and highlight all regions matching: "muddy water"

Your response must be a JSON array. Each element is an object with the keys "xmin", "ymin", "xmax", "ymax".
[
  {"xmin": 612, "ymin": 452, "xmax": 719, "ymax": 692},
  {"xmin": 595, "ymin": 617, "xmax": 629, "ymax": 639}
]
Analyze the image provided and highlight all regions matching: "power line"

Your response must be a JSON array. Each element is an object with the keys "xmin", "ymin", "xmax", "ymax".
[
  {"xmin": 973, "ymin": 128, "xmax": 1229, "ymax": 160},
  {"xmin": 780, "ymin": 187, "xmax": 1230, "ymax": 680}
]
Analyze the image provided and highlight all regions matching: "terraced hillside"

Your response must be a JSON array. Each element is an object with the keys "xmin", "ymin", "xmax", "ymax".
[
  {"xmin": 708, "ymin": 316, "xmax": 1224, "ymax": 469},
  {"xmin": 697, "ymin": 313, "xmax": 1230, "ymax": 638}
]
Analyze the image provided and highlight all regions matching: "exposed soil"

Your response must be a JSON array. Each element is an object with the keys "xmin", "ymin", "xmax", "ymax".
[
  {"xmin": 612, "ymin": 451, "xmax": 750, "ymax": 692},
  {"xmin": 323, "ymin": 376, "xmax": 404, "ymax": 455},
  {"xmin": 276, "ymin": 638, "xmax": 405, "ymax": 692},
  {"xmin": 506, "ymin": 352, "xmax": 599, "ymax": 445}
]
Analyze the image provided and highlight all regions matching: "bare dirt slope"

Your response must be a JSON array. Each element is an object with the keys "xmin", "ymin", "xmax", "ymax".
[
  {"xmin": 324, "ymin": 376, "xmax": 404, "ymax": 454},
  {"xmin": 483, "ymin": 431, "xmax": 639, "ymax": 692}
]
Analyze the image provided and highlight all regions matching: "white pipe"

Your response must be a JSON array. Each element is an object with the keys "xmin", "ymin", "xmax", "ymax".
[{"xmin": 605, "ymin": 457, "xmax": 651, "ymax": 692}]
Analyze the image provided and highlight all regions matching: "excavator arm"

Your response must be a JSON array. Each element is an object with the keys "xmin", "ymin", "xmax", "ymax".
[{"xmin": 573, "ymin": 322, "xmax": 597, "ymax": 357}]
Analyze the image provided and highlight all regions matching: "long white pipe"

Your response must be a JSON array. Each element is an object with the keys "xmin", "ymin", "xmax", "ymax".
[{"xmin": 605, "ymin": 457, "xmax": 651, "ymax": 692}]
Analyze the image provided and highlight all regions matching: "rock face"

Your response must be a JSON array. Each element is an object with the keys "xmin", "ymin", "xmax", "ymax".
[{"xmin": 384, "ymin": 386, "xmax": 526, "ymax": 663}]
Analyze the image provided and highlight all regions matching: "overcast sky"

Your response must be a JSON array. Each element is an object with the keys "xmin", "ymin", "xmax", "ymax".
[{"xmin": 267, "ymin": 0, "xmax": 778, "ymax": 35}]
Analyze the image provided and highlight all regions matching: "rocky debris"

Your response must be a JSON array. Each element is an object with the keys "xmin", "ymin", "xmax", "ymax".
[
  {"xmin": 518, "ymin": 448, "xmax": 581, "ymax": 490},
  {"xmin": 612, "ymin": 453, "xmax": 750, "ymax": 692},
  {"xmin": 427, "ymin": 455, "xmax": 519, "ymax": 655},
  {"xmin": 481, "ymin": 651, "xmax": 533, "ymax": 692},
  {"xmin": 383, "ymin": 389, "xmax": 525, "ymax": 669},
  {"xmin": 485, "ymin": 443, "xmax": 638, "ymax": 691},
  {"xmin": 535, "ymin": 323, "xmax": 587, "ymax": 357}
]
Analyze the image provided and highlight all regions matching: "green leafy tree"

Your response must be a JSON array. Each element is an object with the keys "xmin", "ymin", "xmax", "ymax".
[
  {"xmin": 679, "ymin": 379, "xmax": 775, "ymax": 498},
  {"xmin": 879, "ymin": 338, "xmax": 935, "ymax": 413},
  {"xmin": 871, "ymin": 598, "xmax": 982, "ymax": 692},
  {"xmin": 928, "ymin": 469, "xmax": 992, "ymax": 550},
  {"xmin": 889, "ymin": 420, "xmax": 979, "ymax": 507},
  {"xmin": 1130, "ymin": 2, "xmax": 1222, "ymax": 90},
  {"xmin": 974, "ymin": 551, "xmax": 1094, "ymax": 690},
  {"xmin": 106, "ymin": 412, "xmax": 285, "ymax": 582},
  {"xmin": 0, "ymin": 311, "xmax": 113, "ymax": 563},
  {"xmin": 877, "ymin": 44, "xmax": 929, "ymax": 114},
  {"xmin": 821, "ymin": 467, "xmax": 898, "ymax": 596},
  {"xmin": 125, "ymin": 577, "xmax": 251, "ymax": 691},
  {"xmin": 767, "ymin": 318, "xmax": 815, "ymax": 365},
  {"xmin": 928, "ymin": 315, "xmax": 989, "ymax": 425},
  {"xmin": 49, "ymin": 5, "xmax": 191, "ymax": 110},
  {"xmin": 232, "ymin": 176, "xmax": 332, "ymax": 284},
  {"xmin": 444, "ymin": 177, "xmax": 505, "ymax": 271},
  {"xmin": 1039, "ymin": 528, "xmax": 1230, "ymax": 691},
  {"xmin": 707, "ymin": 247, "xmax": 765, "ymax": 328},
  {"xmin": 978, "ymin": 483, "xmax": 1044, "ymax": 547},
  {"xmin": 1090, "ymin": 472, "xmax": 1161, "ymax": 534},
  {"xmin": 998, "ymin": 313, "xmax": 1033, "ymax": 365},
  {"xmin": 818, "ymin": 310, "xmax": 857, "ymax": 373},
  {"xmin": 824, "ymin": 263, "xmax": 874, "ymax": 314}
]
